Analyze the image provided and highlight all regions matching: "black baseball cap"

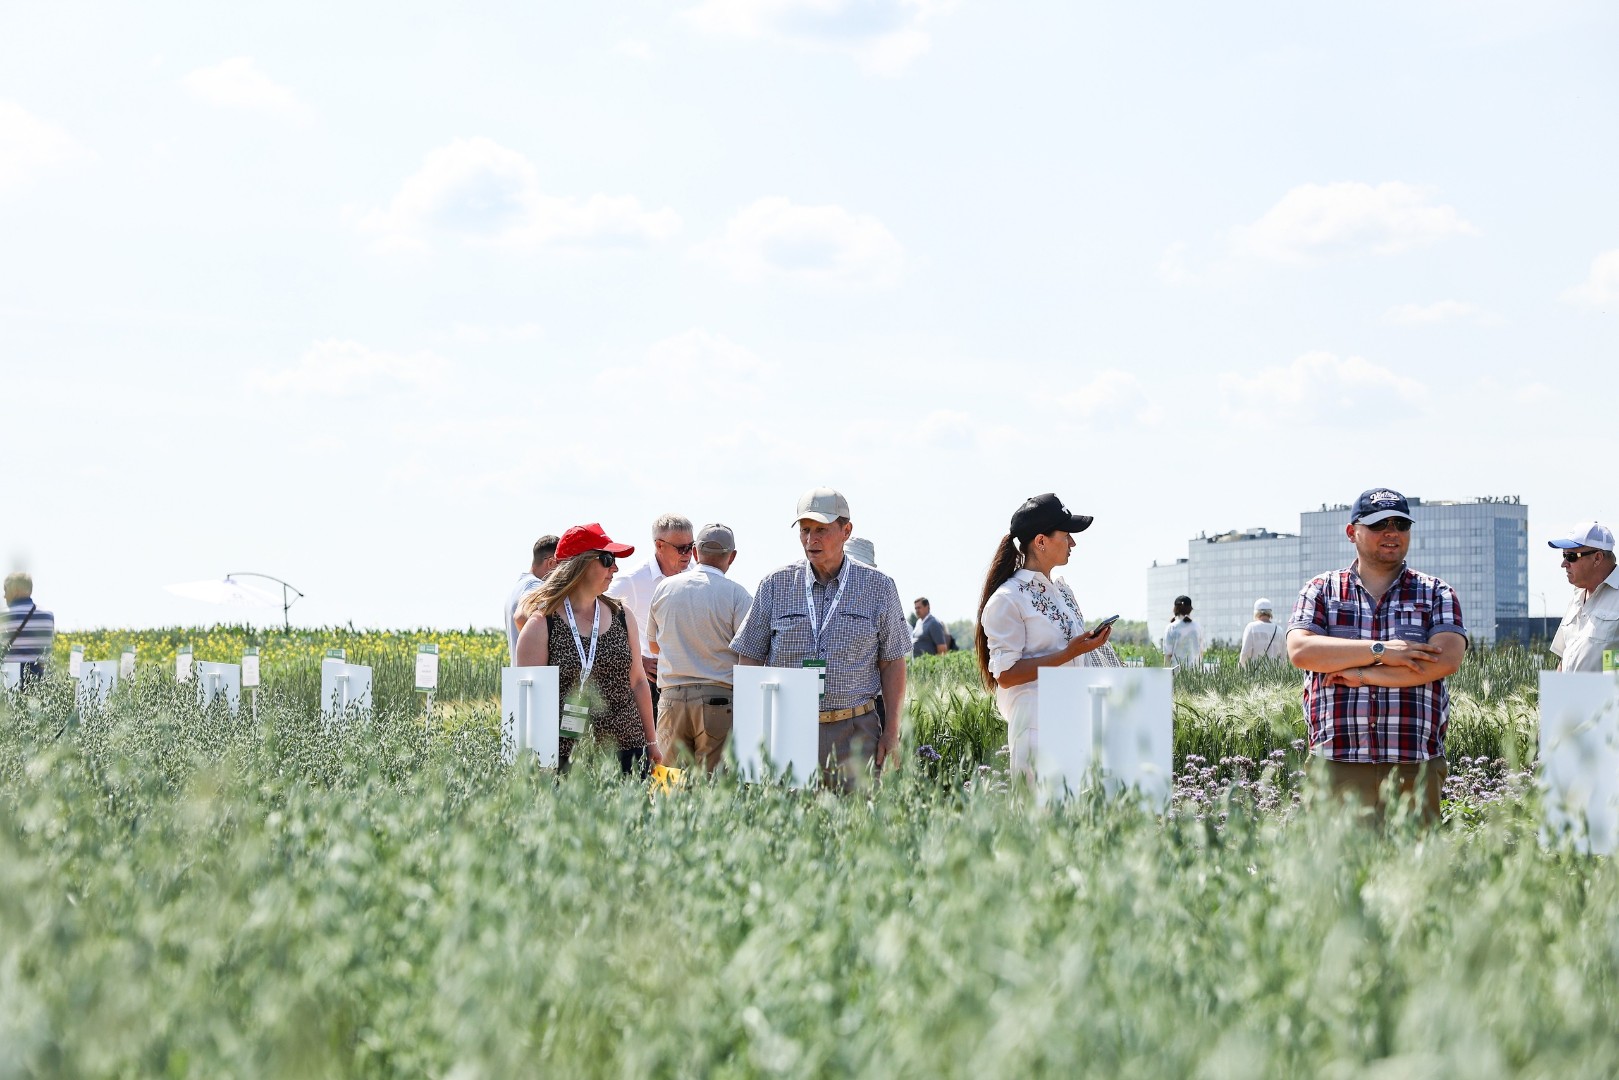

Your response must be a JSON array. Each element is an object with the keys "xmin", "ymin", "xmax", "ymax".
[
  {"xmin": 1010, "ymin": 493, "xmax": 1093, "ymax": 543},
  {"xmin": 1350, "ymin": 488, "xmax": 1413, "ymax": 526}
]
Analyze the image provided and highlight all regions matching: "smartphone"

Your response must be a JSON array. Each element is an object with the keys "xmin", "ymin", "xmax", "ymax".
[{"xmin": 1089, "ymin": 615, "xmax": 1120, "ymax": 638}]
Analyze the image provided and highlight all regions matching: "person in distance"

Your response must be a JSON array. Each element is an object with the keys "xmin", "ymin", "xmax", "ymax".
[
  {"xmin": 975, "ymin": 493, "xmax": 1120, "ymax": 781},
  {"xmin": 1547, "ymin": 521, "xmax": 1619, "ymax": 672},
  {"xmin": 515, "ymin": 524, "xmax": 662, "ymax": 776},
  {"xmin": 1163, "ymin": 595, "xmax": 1203, "ymax": 669}
]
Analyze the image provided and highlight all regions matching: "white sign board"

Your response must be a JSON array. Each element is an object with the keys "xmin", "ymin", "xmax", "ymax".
[
  {"xmin": 242, "ymin": 647, "xmax": 260, "ymax": 688},
  {"xmin": 176, "ymin": 645, "xmax": 193, "ymax": 683},
  {"xmin": 2, "ymin": 662, "xmax": 18, "ymax": 691},
  {"xmin": 1036, "ymin": 667, "xmax": 1174, "ymax": 808},
  {"xmin": 415, "ymin": 644, "xmax": 439, "ymax": 692},
  {"xmin": 500, "ymin": 665, "xmax": 560, "ymax": 766},
  {"xmin": 1538, "ymin": 671, "xmax": 1619, "ymax": 855},
  {"xmin": 119, "ymin": 646, "xmax": 136, "ymax": 680},
  {"xmin": 69, "ymin": 644, "xmax": 83, "ymax": 678},
  {"xmin": 320, "ymin": 657, "xmax": 373, "ymax": 721},
  {"xmin": 731, "ymin": 666, "xmax": 824, "ymax": 783},
  {"xmin": 78, "ymin": 660, "xmax": 119, "ymax": 707},
  {"xmin": 196, "ymin": 661, "xmax": 242, "ymax": 715}
]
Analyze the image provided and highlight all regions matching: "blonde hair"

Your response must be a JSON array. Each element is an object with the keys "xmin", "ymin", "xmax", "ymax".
[
  {"xmin": 3, "ymin": 572, "xmax": 32, "ymax": 600},
  {"xmin": 522, "ymin": 553, "xmax": 623, "ymax": 620}
]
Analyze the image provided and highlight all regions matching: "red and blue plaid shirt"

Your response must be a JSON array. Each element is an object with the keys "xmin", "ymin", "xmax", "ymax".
[{"xmin": 1288, "ymin": 562, "xmax": 1468, "ymax": 763}]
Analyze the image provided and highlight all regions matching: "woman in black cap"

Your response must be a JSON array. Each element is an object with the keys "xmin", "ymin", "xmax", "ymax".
[{"xmin": 975, "ymin": 493, "xmax": 1118, "ymax": 778}]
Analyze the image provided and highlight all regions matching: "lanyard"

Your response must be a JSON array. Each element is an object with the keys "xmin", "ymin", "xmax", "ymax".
[
  {"xmin": 804, "ymin": 558, "xmax": 851, "ymax": 658},
  {"xmin": 563, "ymin": 597, "xmax": 601, "ymax": 682}
]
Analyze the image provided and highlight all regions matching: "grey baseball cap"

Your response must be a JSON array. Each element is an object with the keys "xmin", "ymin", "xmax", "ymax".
[
  {"xmin": 794, "ymin": 487, "xmax": 850, "ymax": 525},
  {"xmin": 696, "ymin": 523, "xmax": 736, "ymax": 553}
]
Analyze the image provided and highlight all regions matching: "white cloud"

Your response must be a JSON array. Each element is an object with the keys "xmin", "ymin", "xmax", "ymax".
[
  {"xmin": 181, "ymin": 57, "xmax": 311, "ymax": 124},
  {"xmin": 1057, "ymin": 370, "xmax": 1163, "ymax": 429},
  {"xmin": 596, "ymin": 329, "xmax": 772, "ymax": 404},
  {"xmin": 1220, "ymin": 351, "xmax": 1426, "ymax": 425},
  {"xmin": 1231, "ymin": 182, "xmax": 1479, "ymax": 264},
  {"xmin": 1562, "ymin": 249, "xmax": 1619, "ymax": 310},
  {"xmin": 697, "ymin": 196, "xmax": 904, "ymax": 287},
  {"xmin": 1383, "ymin": 299, "xmax": 1499, "ymax": 325},
  {"xmin": 353, "ymin": 137, "xmax": 681, "ymax": 252},
  {"xmin": 249, "ymin": 339, "xmax": 449, "ymax": 397},
  {"xmin": 683, "ymin": 0, "xmax": 953, "ymax": 76},
  {"xmin": 0, "ymin": 100, "xmax": 95, "ymax": 195}
]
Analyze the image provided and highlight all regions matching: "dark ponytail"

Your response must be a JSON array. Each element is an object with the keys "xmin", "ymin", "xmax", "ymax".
[{"xmin": 975, "ymin": 533, "xmax": 1022, "ymax": 690}]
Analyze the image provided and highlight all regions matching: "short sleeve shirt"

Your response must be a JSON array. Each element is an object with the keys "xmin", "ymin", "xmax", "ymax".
[
  {"xmin": 2, "ymin": 599, "xmax": 55, "ymax": 665},
  {"xmin": 1288, "ymin": 561, "xmax": 1468, "ymax": 763},
  {"xmin": 731, "ymin": 559, "xmax": 910, "ymax": 711},
  {"xmin": 911, "ymin": 613, "xmax": 948, "ymax": 658},
  {"xmin": 1550, "ymin": 567, "xmax": 1619, "ymax": 673}
]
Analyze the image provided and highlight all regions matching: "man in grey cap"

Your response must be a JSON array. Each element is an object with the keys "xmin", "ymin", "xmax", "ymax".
[
  {"xmin": 733, "ymin": 487, "xmax": 911, "ymax": 786},
  {"xmin": 1548, "ymin": 520, "xmax": 1619, "ymax": 672},
  {"xmin": 647, "ymin": 523, "xmax": 753, "ymax": 772}
]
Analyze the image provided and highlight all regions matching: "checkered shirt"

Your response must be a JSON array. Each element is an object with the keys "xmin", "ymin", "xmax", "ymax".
[
  {"xmin": 1288, "ymin": 562, "xmax": 1468, "ymax": 763},
  {"xmin": 732, "ymin": 559, "xmax": 910, "ymax": 711}
]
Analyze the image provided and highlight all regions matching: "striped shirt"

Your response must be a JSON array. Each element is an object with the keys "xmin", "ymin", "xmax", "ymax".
[
  {"xmin": 732, "ymin": 558, "xmax": 910, "ymax": 711},
  {"xmin": 1288, "ymin": 562, "xmax": 1467, "ymax": 763},
  {"xmin": 2, "ymin": 598, "xmax": 56, "ymax": 665}
]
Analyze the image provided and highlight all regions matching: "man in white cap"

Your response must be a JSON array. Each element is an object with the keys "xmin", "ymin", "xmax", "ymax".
[
  {"xmin": 1548, "ymin": 521, "xmax": 1619, "ymax": 672},
  {"xmin": 1238, "ymin": 598, "xmax": 1286, "ymax": 666},
  {"xmin": 646, "ymin": 523, "xmax": 753, "ymax": 772},
  {"xmin": 732, "ymin": 487, "xmax": 911, "ymax": 786}
]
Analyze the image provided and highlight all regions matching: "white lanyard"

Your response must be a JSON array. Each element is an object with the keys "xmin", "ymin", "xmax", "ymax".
[
  {"xmin": 563, "ymin": 597, "xmax": 601, "ymax": 682},
  {"xmin": 804, "ymin": 558, "xmax": 851, "ymax": 658}
]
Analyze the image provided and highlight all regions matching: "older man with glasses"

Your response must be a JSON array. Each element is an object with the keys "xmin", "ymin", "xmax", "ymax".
[
  {"xmin": 1286, "ymin": 488, "xmax": 1468, "ymax": 822},
  {"xmin": 608, "ymin": 513, "xmax": 695, "ymax": 712},
  {"xmin": 1548, "ymin": 521, "xmax": 1619, "ymax": 672}
]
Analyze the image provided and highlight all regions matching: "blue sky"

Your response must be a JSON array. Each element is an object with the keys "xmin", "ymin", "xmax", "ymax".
[{"xmin": 5, "ymin": 1, "xmax": 1616, "ymax": 631}]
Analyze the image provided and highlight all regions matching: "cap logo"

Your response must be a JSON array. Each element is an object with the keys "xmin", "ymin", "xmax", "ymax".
[{"xmin": 1367, "ymin": 490, "xmax": 1400, "ymax": 505}]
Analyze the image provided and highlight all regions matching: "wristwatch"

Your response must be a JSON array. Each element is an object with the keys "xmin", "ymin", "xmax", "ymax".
[{"xmin": 1369, "ymin": 641, "xmax": 1386, "ymax": 665}]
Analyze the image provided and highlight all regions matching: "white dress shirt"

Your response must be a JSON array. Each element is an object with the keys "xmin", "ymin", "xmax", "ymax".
[
  {"xmin": 980, "ymin": 568, "xmax": 1115, "ymax": 776},
  {"xmin": 1551, "ymin": 565, "xmax": 1619, "ymax": 672},
  {"xmin": 607, "ymin": 557, "xmax": 666, "ymax": 658}
]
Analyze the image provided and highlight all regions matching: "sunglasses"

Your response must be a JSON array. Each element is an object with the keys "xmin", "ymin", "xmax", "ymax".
[
  {"xmin": 594, "ymin": 552, "xmax": 618, "ymax": 569},
  {"xmin": 1562, "ymin": 549, "xmax": 1606, "ymax": 564},
  {"xmin": 1359, "ymin": 518, "xmax": 1412, "ymax": 533},
  {"xmin": 658, "ymin": 539, "xmax": 695, "ymax": 555}
]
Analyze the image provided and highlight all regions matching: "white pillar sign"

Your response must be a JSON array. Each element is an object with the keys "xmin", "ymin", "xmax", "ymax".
[
  {"xmin": 119, "ymin": 646, "xmax": 136, "ymax": 680},
  {"xmin": 731, "ymin": 666, "xmax": 824, "ymax": 783},
  {"xmin": 320, "ymin": 657, "xmax": 373, "ymax": 721},
  {"xmin": 241, "ymin": 647, "xmax": 260, "ymax": 688},
  {"xmin": 1035, "ymin": 667, "xmax": 1174, "ymax": 807},
  {"xmin": 500, "ymin": 665, "xmax": 560, "ymax": 766},
  {"xmin": 1538, "ymin": 671, "xmax": 1619, "ymax": 855},
  {"xmin": 78, "ymin": 660, "xmax": 119, "ymax": 707},
  {"xmin": 196, "ymin": 661, "xmax": 242, "ymax": 714},
  {"xmin": 2, "ymin": 663, "xmax": 18, "ymax": 691},
  {"xmin": 176, "ymin": 645, "xmax": 193, "ymax": 683},
  {"xmin": 69, "ymin": 645, "xmax": 84, "ymax": 678},
  {"xmin": 415, "ymin": 643, "xmax": 439, "ymax": 691}
]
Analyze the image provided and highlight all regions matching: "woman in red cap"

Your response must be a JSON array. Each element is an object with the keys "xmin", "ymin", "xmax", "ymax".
[{"xmin": 515, "ymin": 523, "xmax": 662, "ymax": 774}]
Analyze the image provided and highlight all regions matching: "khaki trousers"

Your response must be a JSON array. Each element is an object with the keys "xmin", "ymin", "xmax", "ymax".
[
  {"xmin": 656, "ymin": 684, "xmax": 733, "ymax": 773},
  {"xmin": 1314, "ymin": 757, "xmax": 1447, "ymax": 824}
]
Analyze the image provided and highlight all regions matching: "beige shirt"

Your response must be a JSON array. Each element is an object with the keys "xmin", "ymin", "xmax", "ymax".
[
  {"xmin": 647, "ymin": 565, "xmax": 753, "ymax": 688},
  {"xmin": 1551, "ymin": 566, "xmax": 1619, "ymax": 672}
]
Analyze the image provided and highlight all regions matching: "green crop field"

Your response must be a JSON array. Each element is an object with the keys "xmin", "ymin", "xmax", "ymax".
[{"xmin": 4, "ymin": 628, "xmax": 1612, "ymax": 1077}]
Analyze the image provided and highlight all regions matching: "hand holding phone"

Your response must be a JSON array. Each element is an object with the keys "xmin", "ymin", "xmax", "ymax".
[{"xmin": 1088, "ymin": 615, "xmax": 1120, "ymax": 639}]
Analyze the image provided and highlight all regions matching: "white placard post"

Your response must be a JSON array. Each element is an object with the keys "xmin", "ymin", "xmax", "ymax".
[
  {"xmin": 2, "ymin": 663, "xmax": 18, "ymax": 691},
  {"xmin": 416, "ymin": 643, "xmax": 439, "ymax": 730},
  {"xmin": 77, "ymin": 660, "xmax": 119, "ymax": 708},
  {"xmin": 320, "ymin": 655, "xmax": 373, "ymax": 722},
  {"xmin": 69, "ymin": 645, "xmax": 83, "ymax": 678},
  {"xmin": 176, "ymin": 645, "xmax": 193, "ymax": 683},
  {"xmin": 196, "ymin": 661, "xmax": 242, "ymax": 715},
  {"xmin": 731, "ymin": 666, "xmax": 824, "ymax": 783},
  {"xmin": 1538, "ymin": 671, "xmax": 1619, "ymax": 855},
  {"xmin": 119, "ymin": 646, "xmax": 136, "ymax": 680},
  {"xmin": 1036, "ymin": 667, "xmax": 1174, "ymax": 808},
  {"xmin": 500, "ymin": 665, "xmax": 560, "ymax": 766},
  {"xmin": 242, "ymin": 647, "xmax": 260, "ymax": 722}
]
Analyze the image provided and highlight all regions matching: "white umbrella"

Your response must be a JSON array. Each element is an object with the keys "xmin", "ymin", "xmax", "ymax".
[{"xmin": 165, "ymin": 577, "xmax": 283, "ymax": 608}]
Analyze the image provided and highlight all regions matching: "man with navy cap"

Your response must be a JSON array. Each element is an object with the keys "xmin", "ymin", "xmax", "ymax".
[
  {"xmin": 1287, "ymin": 487, "xmax": 1468, "ymax": 821},
  {"xmin": 1548, "ymin": 521, "xmax": 1619, "ymax": 672}
]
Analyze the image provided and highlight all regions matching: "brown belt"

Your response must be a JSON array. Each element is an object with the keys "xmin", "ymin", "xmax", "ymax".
[{"xmin": 819, "ymin": 701, "xmax": 875, "ymax": 725}]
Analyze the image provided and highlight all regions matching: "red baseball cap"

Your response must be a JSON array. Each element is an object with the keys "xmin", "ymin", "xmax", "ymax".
[{"xmin": 554, "ymin": 523, "xmax": 635, "ymax": 561}]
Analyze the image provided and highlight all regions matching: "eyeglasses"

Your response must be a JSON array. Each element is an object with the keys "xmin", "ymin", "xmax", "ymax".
[
  {"xmin": 1359, "ymin": 519, "xmax": 1412, "ymax": 533},
  {"xmin": 595, "ymin": 552, "xmax": 617, "ymax": 569},
  {"xmin": 1562, "ymin": 549, "xmax": 1606, "ymax": 563},
  {"xmin": 658, "ymin": 540, "xmax": 695, "ymax": 555}
]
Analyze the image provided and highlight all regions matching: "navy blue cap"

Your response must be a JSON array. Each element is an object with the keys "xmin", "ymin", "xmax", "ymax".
[{"xmin": 1350, "ymin": 488, "xmax": 1413, "ymax": 525}]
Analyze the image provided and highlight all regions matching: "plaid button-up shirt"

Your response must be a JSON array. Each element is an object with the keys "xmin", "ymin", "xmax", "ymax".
[
  {"xmin": 1288, "ymin": 561, "xmax": 1468, "ymax": 763},
  {"xmin": 732, "ymin": 558, "xmax": 910, "ymax": 711}
]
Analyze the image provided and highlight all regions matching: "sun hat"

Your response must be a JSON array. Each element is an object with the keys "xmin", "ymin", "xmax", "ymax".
[
  {"xmin": 846, "ymin": 537, "xmax": 876, "ymax": 567},
  {"xmin": 554, "ymin": 523, "xmax": 635, "ymax": 561},
  {"xmin": 1010, "ymin": 493, "xmax": 1092, "ymax": 543},
  {"xmin": 1547, "ymin": 521, "xmax": 1615, "ymax": 551},
  {"xmin": 1350, "ymin": 488, "xmax": 1413, "ymax": 525},
  {"xmin": 794, "ymin": 487, "xmax": 850, "ymax": 525}
]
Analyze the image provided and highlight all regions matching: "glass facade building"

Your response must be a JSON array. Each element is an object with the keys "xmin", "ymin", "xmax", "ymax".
[{"xmin": 1152, "ymin": 496, "xmax": 1528, "ymax": 646}]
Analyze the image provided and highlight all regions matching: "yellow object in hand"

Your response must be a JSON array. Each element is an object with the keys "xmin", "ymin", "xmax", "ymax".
[{"xmin": 649, "ymin": 764, "xmax": 686, "ymax": 796}]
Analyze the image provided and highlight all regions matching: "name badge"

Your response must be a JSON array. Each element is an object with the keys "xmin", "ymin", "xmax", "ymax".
[
  {"xmin": 561, "ymin": 699, "xmax": 590, "ymax": 739},
  {"xmin": 802, "ymin": 658, "xmax": 827, "ymax": 704}
]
